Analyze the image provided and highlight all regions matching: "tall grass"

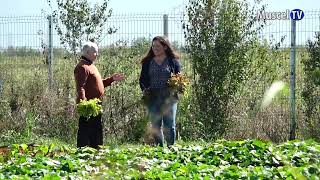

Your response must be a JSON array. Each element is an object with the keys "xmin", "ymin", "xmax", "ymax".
[{"xmin": 0, "ymin": 44, "xmax": 314, "ymax": 145}]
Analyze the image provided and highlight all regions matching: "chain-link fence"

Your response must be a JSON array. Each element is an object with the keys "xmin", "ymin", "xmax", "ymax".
[{"xmin": 0, "ymin": 10, "xmax": 319, "ymax": 143}]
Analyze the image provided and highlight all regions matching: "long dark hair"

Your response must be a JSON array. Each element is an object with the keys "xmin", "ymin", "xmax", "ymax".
[{"xmin": 141, "ymin": 36, "xmax": 180, "ymax": 64}]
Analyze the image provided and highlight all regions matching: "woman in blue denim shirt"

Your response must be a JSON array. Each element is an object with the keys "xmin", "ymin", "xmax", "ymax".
[{"xmin": 139, "ymin": 36, "xmax": 181, "ymax": 147}]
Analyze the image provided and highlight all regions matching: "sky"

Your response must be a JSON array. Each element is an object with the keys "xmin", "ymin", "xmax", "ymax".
[
  {"xmin": 1, "ymin": 0, "xmax": 187, "ymax": 16},
  {"xmin": 1, "ymin": 0, "xmax": 319, "ymax": 16},
  {"xmin": 0, "ymin": 0, "xmax": 320, "ymax": 48}
]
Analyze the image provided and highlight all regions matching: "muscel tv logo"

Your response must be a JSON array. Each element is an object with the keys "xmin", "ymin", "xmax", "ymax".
[
  {"xmin": 256, "ymin": 9, "xmax": 304, "ymax": 21},
  {"xmin": 290, "ymin": 9, "xmax": 304, "ymax": 20}
]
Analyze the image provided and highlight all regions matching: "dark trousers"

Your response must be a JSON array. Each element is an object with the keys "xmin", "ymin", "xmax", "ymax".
[{"xmin": 77, "ymin": 114, "xmax": 103, "ymax": 149}]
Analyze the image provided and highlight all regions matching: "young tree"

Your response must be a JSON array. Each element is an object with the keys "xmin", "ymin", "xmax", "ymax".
[
  {"xmin": 302, "ymin": 32, "xmax": 320, "ymax": 140},
  {"xmin": 47, "ymin": 0, "xmax": 117, "ymax": 56},
  {"xmin": 183, "ymin": 0, "xmax": 263, "ymax": 139}
]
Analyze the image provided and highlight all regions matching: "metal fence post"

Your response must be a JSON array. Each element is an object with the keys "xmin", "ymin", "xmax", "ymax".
[
  {"xmin": 163, "ymin": 14, "xmax": 168, "ymax": 37},
  {"xmin": 289, "ymin": 19, "xmax": 296, "ymax": 140},
  {"xmin": 48, "ymin": 15, "xmax": 53, "ymax": 89}
]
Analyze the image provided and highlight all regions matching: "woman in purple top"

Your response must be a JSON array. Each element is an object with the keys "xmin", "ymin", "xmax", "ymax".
[{"xmin": 139, "ymin": 36, "xmax": 181, "ymax": 147}]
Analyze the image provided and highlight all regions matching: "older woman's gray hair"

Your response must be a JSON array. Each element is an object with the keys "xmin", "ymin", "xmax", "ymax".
[{"xmin": 81, "ymin": 41, "xmax": 98, "ymax": 56}]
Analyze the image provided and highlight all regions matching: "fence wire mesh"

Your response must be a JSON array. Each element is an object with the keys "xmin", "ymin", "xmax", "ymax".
[{"xmin": 0, "ymin": 10, "xmax": 319, "ymax": 142}]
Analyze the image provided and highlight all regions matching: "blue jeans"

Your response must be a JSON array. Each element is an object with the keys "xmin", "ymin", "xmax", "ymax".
[{"xmin": 147, "ymin": 95, "xmax": 177, "ymax": 147}]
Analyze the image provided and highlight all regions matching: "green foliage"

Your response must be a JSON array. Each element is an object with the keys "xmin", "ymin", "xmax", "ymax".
[
  {"xmin": 261, "ymin": 81, "xmax": 289, "ymax": 110},
  {"xmin": 0, "ymin": 130, "xmax": 70, "ymax": 147},
  {"xmin": 130, "ymin": 37, "xmax": 151, "ymax": 56},
  {"xmin": 77, "ymin": 98, "xmax": 102, "ymax": 118},
  {"xmin": 0, "ymin": 55, "xmax": 78, "ymax": 144},
  {"xmin": 47, "ymin": 0, "xmax": 116, "ymax": 55},
  {"xmin": 225, "ymin": 39, "xmax": 292, "ymax": 142},
  {"xmin": 22, "ymin": 112, "xmax": 37, "ymax": 139},
  {"xmin": 177, "ymin": 83, "xmax": 203, "ymax": 140},
  {"xmin": 0, "ymin": 47, "xmax": 40, "ymax": 57},
  {"xmin": 0, "ymin": 140, "xmax": 320, "ymax": 179},
  {"xmin": 96, "ymin": 43, "xmax": 147, "ymax": 143},
  {"xmin": 184, "ymin": 0, "xmax": 263, "ymax": 139},
  {"xmin": 0, "ymin": 44, "xmax": 150, "ymax": 145},
  {"xmin": 302, "ymin": 32, "xmax": 320, "ymax": 140},
  {"xmin": 311, "ymin": 68, "xmax": 320, "ymax": 86}
]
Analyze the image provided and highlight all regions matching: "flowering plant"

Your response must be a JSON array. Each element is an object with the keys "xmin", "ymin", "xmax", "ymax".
[{"xmin": 167, "ymin": 73, "xmax": 190, "ymax": 94}]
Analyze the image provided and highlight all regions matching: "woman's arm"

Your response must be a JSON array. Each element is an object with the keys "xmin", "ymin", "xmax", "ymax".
[
  {"xmin": 172, "ymin": 59, "xmax": 181, "ymax": 74},
  {"xmin": 139, "ymin": 62, "xmax": 150, "ymax": 92}
]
